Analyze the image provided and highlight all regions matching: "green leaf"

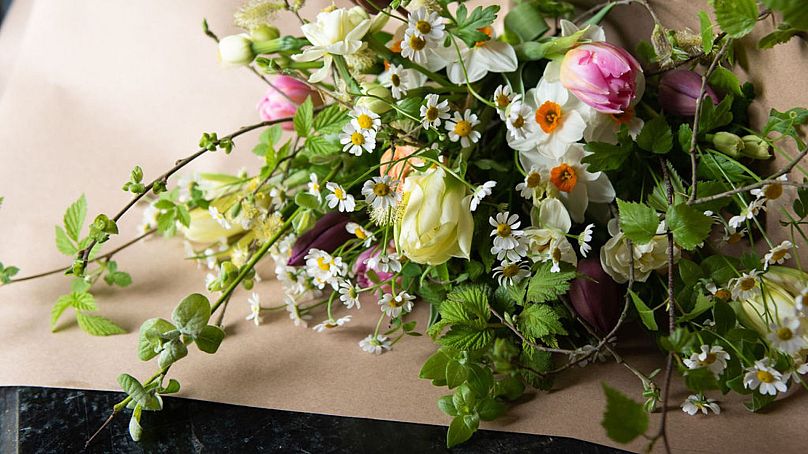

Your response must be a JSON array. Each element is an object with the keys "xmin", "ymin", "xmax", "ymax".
[
  {"xmin": 161, "ymin": 379, "xmax": 181, "ymax": 394},
  {"xmin": 628, "ymin": 289, "xmax": 658, "ymax": 331},
  {"xmin": 698, "ymin": 94, "xmax": 734, "ymax": 132},
  {"xmin": 312, "ymin": 104, "xmax": 348, "ymax": 134},
  {"xmin": 293, "ymin": 97, "xmax": 314, "ymax": 138},
  {"xmin": 762, "ymin": 0, "xmax": 808, "ymax": 30},
  {"xmin": 158, "ymin": 339, "xmax": 188, "ymax": 369},
  {"xmin": 50, "ymin": 296, "xmax": 74, "ymax": 330},
  {"xmin": 304, "ymin": 134, "xmax": 342, "ymax": 156},
  {"xmin": 666, "ymin": 203, "xmax": 713, "ymax": 250},
  {"xmin": 446, "ymin": 359, "xmax": 468, "ymax": 388},
  {"xmin": 259, "ymin": 124, "xmax": 282, "ymax": 146},
  {"xmin": 465, "ymin": 365, "xmax": 494, "ymax": 396},
  {"xmin": 63, "ymin": 194, "xmax": 87, "ymax": 241},
  {"xmin": 526, "ymin": 261, "xmax": 576, "ymax": 304},
  {"xmin": 477, "ymin": 398, "xmax": 507, "ymax": 421},
  {"xmin": 438, "ymin": 325, "xmax": 494, "ymax": 351},
  {"xmin": 764, "ymin": 107, "xmax": 808, "ymax": 140},
  {"xmin": 617, "ymin": 199, "xmax": 660, "ymax": 244},
  {"xmin": 601, "ymin": 384, "xmax": 649, "ymax": 443},
  {"xmin": 699, "ymin": 11, "xmax": 714, "ymax": 53},
  {"xmin": 504, "ymin": 1, "xmax": 548, "ymax": 43},
  {"xmin": 518, "ymin": 304, "xmax": 567, "ymax": 340},
  {"xmin": 128, "ymin": 405, "xmax": 143, "ymax": 441},
  {"xmin": 442, "ymin": 285, "xmax": 490, "ymax": 322},
  {"xmin": 294, "ymin": 192, "xmax": 321, "ymax": 210},
  {"xmin": 171, "ymin": 293, "xmax": 211, "ymax": 337},
  {"xmin": 55, "ymin": 226, "xmax": 78, "ymax": 255},
  {"xmin": 451, "ymin": 5, "xmax": 500, "ymax": 47},
  {"xmin": 708, "ymin": 67, "xmax": 742, "ymax": 97},
  {"xmin": 678, "ymin": 259, "xmax": 704, "ymax": 285},
  {"xmin": 758, "ymin": 23, "xmax": 801, "ymax": 48},
  {"xmin": 447, "ymin": 414, "xmax": 479, "ymax": 448},
  {"xmin": 697, "ymin": 152, "xmax": 752, "ymax": 183},
  {"xmin": 118, "ymin": 374, "xmax": 150, "ymax": 407},
  {"xmin": 76, "ymin": 313, "xmax": 125, "ymax": 336},
  {"xmin": 420, "ymin": 349, "xmax": 452, "ymax": 385},
  {"xmin": 582, "ymin": 141, "xmax": 632, "ymax": 172},
  {"xmin": 195, "ymin": 325, "xmax": 225, "ymax": 353},
  {"xmin": 138, "ymin": 318, "xmax": 176, "ymax": 361},
  {"xmin": 678, "ymin": 123, "xmax": 693, "ymax": 154},
  {"xmin": 636, "ymin": 116, "xmax": 673, "ymax": 154},
  {"xmin": 713, "ymin": 0, "xmax": 758, "ymax": 38},
  {"xmin": 438, "ymin": 395, "xmax": 458, "ymax": 416}
]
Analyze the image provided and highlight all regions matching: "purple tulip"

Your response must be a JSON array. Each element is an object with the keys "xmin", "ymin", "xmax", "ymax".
[
  {"xmin": 287, "ymin": 212, "xmax": 352, "ymax": 266},
  {"xmin": 658, "ymin": 69, "xmax": 718, "ymax": 116},
  {"xmin": 569, "ymin": 258, "xmax": 621, "ymax": 334}
]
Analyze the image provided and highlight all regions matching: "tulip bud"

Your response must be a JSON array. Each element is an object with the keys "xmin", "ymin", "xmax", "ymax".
[
  {"xmin": 218, "ymin": 34, "xmax": 255, "ymax": 66},
  {"xmin": 740, "ymin": 135, "xmax": 771, "ymax": 160},
  {"xmin": 287, "ymin": 212, "xmax": 352, "ymax": 266},
  {"xmin": 710, "ymin": 132, "xmax": 745, "ymax": 158},
  {"xmin": 568, "ymin": 258, "xmax": 621, "ymax": 334},
  {"xmin": 257, "ymin": 75, "xmax": 321, "ymax": 130},
  {"xmin": 658, "ymin": 69, "xmax": 718, "ymax": 116}
]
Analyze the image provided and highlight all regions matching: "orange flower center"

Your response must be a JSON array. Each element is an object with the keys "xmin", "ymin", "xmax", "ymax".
[
  {"xmin": 703, "ymin": 353, "xmax": 717, "ymax": 365},
  {"xmin": 536, "ymin": 101, "xmax": 563, "ymax": 133},
  {"xmin": 770, "ymin": 249, "xmax": 788, "ymax": 262},
  {"xmin": 714, "ymin": 289, "xmax": 731, "ymax": 300},
  {"xmin": 550, "ymin": 163, "xmax": 577, "ymax": 192},
  {"xmin": 728, "ymin": 232, "xmax": 743, "ymax": 244},
  {"xmin": 354, "ymin": 227, "xmax": 367, "ymax": 239},
  {"xmin": 610, "ymin": 106, "xmax": 635, "ymax": 125},
  {"xmin": 475, "ymin": 26, "xmax": 493, "ymax": 47}
]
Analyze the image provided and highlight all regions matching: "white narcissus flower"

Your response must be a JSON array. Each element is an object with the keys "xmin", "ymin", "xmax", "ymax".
[
  {"xmin": 325, "ymin": 182, "xmax": 356, "ymax": 212},
  {"xmin": 361, "ymin": 176, "xmax": 399, "ymax": 211},
  {"xmin": 600, "ymin": 218, "xmax": 675, "ymax": 283},
  {"xmin": 313, "ymin": 315, "xmax": 353, "ymax": 332},
  {"xmin": 524, "ymin": 227, "xmax": 577, "ymax": 272},
  {"xmin": 470, "ymin": 181, "xmax": 496, "ymax": 211},
  {"xmin": 446, "ymin": 109, "xmax": 481, "ymax": 148},
  {"xmin": 763, "ymin": 240, "xmax": 793, "ymax": 270},
  {"xmin": 744, "ymin": 359, "xmax": 788, "ymax": 396},
  {"xmin": 681, "ymin": 394, "xmax": 721, "ymax": 416},
  {"xmin": 292, "ymin": 7, "xmax": 375, "ymax": 83},
  {"xmin": 443, "ymin": 35, "xmax": 518, "ymax": 84},
  {"xmin": 683, "ymin": 345, "xmax": 730, "ymax": 377},
  {"xmin": 420, "ymin": 94, "xmax": 450, "ymax": 130},
  {"xmin": 523, "ymin": 143, "xmax": 616, "ymax": 223},
  {"xmin": 359, "ymin": 334, "xmax": 391, "ymax": 354},
  {"xmin": 340, "ymin": 122, "xmax": 376, "ymax": 156}
]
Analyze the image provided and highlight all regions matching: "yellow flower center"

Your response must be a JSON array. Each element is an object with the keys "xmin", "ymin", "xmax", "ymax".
[
  {"xmin": 373, "ymin": 183, "xmax": 391, "ymax": 197},
  {"xmin": 311, "ymin": 182, "xmax": 320, "ymax": 191},
  {"xmin": 739, "ymin": 276, "xmax": 756, "ymax": 291},
  {"xmin": 502, "ymin": 264, "xmax": 520, "ymax": 278},
  {"xmin": 756, "ymin": 370, "xmax": 775, "ymax": 383},
  {"xmin": 714, "ymin": 289, "xmax": 731, "ymax": 300},
  {"xmin": 350, "ymin": 132, "xmax": 365, "ymax": 146},
  {"xmin": 536, "ymin": 101, "xmax": 563, "ymax": 133},
  {"xmin": 770, "ymin": 249, "xmax": 788, "ymax": 263},
  {"xmin": 391, "ymin": 73, "xmax": 401, "ymax": 87},
  {"xmin": 416, "ymin": 20, "xmax": 432, "ymax": 35},
  {"xmin": 426, "ymin": 106, "xmax": 439, "ymax": 121},
  {"xmin": 703, "ymin": 353, "xmax": 717, "ymax": 365},
  {"xmin": 354, "ymin": 227, "xmax": 367, "ymax": 239},
  {"xmin": 334, "ymin": 187, "xmax": 345, "ymax": 200},
  {"xmin": 550, "ymin": 163, "xmax": 577, "ymax": 193},
  {"xmin": 389, "ymin": 297, "xmax": 403, "ymax": 308},
  {"xmin": 356, "ymin": 114, "xmax": 374, "ymax": 129},
  {"xmin": 777, "ymin": 327, "xmax": 793, "ymax": 340},
  {"xmin": 526, "ymin": 172, "xmax": 541, "ymax": 188},
  {"xmin": 316, "ymin": 257, "xmax": 330, "ymax": 271},
  {"xmin": 453, "ymin": 120, "xmax": 472, "ymax": 137},
  {"xmin": 512, "ymin": 115, "xmax": 525, "ymax": 129},
  {"xmin": 408, "ymin": 35, "xmax": 426, "ymax": 51},
  {"xmin": 496, "ymin": 223, "xmax": 511, "ymax": 237},
  {"xmin": 763, "ymin": 183, "xmax": 783, "ymax": 200}
]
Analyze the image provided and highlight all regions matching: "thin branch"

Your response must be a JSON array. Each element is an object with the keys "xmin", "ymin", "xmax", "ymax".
[
  {"xmin": 7, "ymin": 229, "xmax": 156, "ymax": 284},
  {"xmin": 487, "ymin": 303, "xmax": 577, "ymax": 355}
]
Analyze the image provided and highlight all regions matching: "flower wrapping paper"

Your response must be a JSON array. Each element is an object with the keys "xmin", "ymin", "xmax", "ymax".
[{"xmin": 0, "ymin": 0, "xmax": 806, "ymax": 452}]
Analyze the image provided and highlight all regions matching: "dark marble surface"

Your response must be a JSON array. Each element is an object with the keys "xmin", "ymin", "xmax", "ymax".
[{"xmin": 0, "ymin": 386, "xmax": 629, "ymax": 453}]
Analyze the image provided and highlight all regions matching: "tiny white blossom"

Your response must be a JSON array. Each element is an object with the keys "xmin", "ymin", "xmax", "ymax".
[
  {"xmin": 325, "ymin": 182, "xmax": 356, "ymax": 212},
  {"xmin": 359, "ymin": 334, "xmax": 392, "ymax": 355},
  {"xmin": 515, "ymin": 167, "xmax": 544, "ymax": 200},
  {"xmin": 768, "ymin": 317, "xmax": 807, "ymax": 354},
  {"xmin": 728, "ymin": 198, "xmax": 766, "ymax": 230},
  {"xmin": 420, "ymin": 94, "xmax": 450, "ymax": 130},
  {"xmin": 505, "ymin": 101, "xmax": 533, "ymax": 140},
  {"xmin": 350, "ymin": 106, "xmax": 381, "ymax": 132},
  {"xmin": 681, "ymin": 394, "xmax": 721, "ymax": 416},
  {"xmin": 313, "ymin": 315, "xmax": 353, "ymax": 332},
  {"xmin": 744, "ymin": 359, "xmax": 788, "ymax": 396},
  {"xmin": 763, "ymin": 240, "xmax": 793, "ymax": 270},
  {"xmin": 345, "ymin": 222, "xmax": 375, "ymax": 247},
  {"xmin": 445, "ymin": 109, "xmax": 481, "ymax": 148},
  {"xmin": 400, "ymin": 30, "xmax": 430, "ymax": 64},
  {"xmin": 304, "ymin": 248, "xmax": 347, "ymax": 289},
  {"xmin": 493, "ymin": 260, "xmax": 530, "ymax": 287},
  {"xmin": 307, "ymin": 173, "xmax": 322, "ymax": 201},
  {"xmin": 286, "ymin": 298, "xmax": 312, "ymax": 328},
  {"xmin": 751, "ymin": 174, "xmax": 787, "ymax": 201},
  {"xmin": 379, "ymin": 291, "xmax": 415, "ymax": 318},
  {"xmin": 338, "ymin": 279, "xmax": 362, "ymax": 309},
  {"xmin": 208, "ymin": 206, "xmax": 232, "ymax": 229},
  {"xmin": 339, "ymin": 122, "xmax": 376, "ymax": 156},
  {"xmin": 470, "ymin": 181, "xmax": 496, "ymax": 212},
  {"xmin": 361, "ymin": 176, "xmax": 399, "ymax": 211},
  {"xmin": 493, "ymin": 85, "xmax": 520, "ymax": 119},
  {"xmin": 245, "ymin": 292, "xmax": 262, "ymax": 326},
  {"xmin": 489, "ymin": 212, "xmax": 527, "ymax": 261},
  {"xmin": 683, "ymin": 345, "xmax": 730, "ymax": 377},
  {"xmin": 729, "ymin": 269, "xmax": 761, "ymax": 300},
  {"xmin": 578, "ymin": 224, "xmax": 594, "ymax": 257},
  {"xmin": 406, "ymin": 7, "xmax": 445, "ymax": 41},
  {"xmin": 383, "ymin": 64, "xmax": 410, "ymax": 99}
]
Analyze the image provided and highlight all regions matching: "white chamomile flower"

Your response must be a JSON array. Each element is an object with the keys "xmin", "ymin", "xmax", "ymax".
[
  {"xmin": 493, "ymin": 260, "xmax": 530, "ymax": 287},
  {"xmin": 208, "ymin": 206, "xmax": 232, "ymax": 229},
  {"xmin": 245, "ymin": 292, "xmax": 262, "ymax": 326},
  {"xmin": 506, "ymin": 101, "xmax": 533, "ymax": 141},
  {"xmin": 751, "ymin": 174, "xmax": 787, "ymax": 201},
  {"xmin": 346, "ymin": 222, "xmax": 375, "ymax": 247},
  {"xmin": 379, "ymin": 291, "xmax": 415, "ymax": 318},
  {"xmin": 359, "ymin": 334, "xmax": 391, "ymax": 355},
  {"xmin": 729, "ymin": 269, "xmax": 761, "ymax": 301},
  {"xmin": 338, "ymin": 279, "xmax": 362, "ymax": 309},
  {"xmin": 307, "ymin": 173, "xmax": 322, "ymax": 200},
  {"xmin": 683, "ymin": 345, "xmax": 730, "ymax": 377},
  {"xmin": 490, "ymin": 212, "xmax": 528, "ymax": 261},
  {"xmin": 470, "ymin": 181, "xmax": 496, "ymax": 212},
  {"xmin": 763, "ymin": 240, "xmax": 793, "ymax": 270},
  {"xmin": 313, "ymin": 315, "xmax": 353, "ymax": 333},
  {"xmin": 493, "ymin": 84, "xmax": 520, "ymax": 119},
  {"xmin": 768, "ymin": 317, "xmax": 807, "ymax": 354},
  {"xmin": 797, "ymin": 287, "xmax": 808, "ymax": 315},
  {"xmin": 705, "ymin": 282, "xmax": 732, "ymax": 301},
  {"xmin": 681, "ymin": 394, "xmax": 721, "ymax": 416},
  {"xmin": 350, "ymin": 106, "xmax": 381, "ymax": 132},
  {"xmin": 304, "ymin": 248, "xmax": 346, "ymax": 288},
  {"xmin": 744, "ymin": 359, "xmax": 788, "ymax": 396},
  {"xmin": 446, "ymin": 109, "xmax": 481, "ymax": 148},
  {"xmin": 361, "ymin": 176, "xmax": 399, "ymax": 211},
  {"xmin": 340, "ymin": 122, "xmax": 376, "ymax": 156},
  {"xmin": 400, "ymin": 30, "xmax": 430, "ymax": 64},
  {"xmin": 515, "ymin": 167, "xmax": 544, "ymax": 200},
  {"xmin": 728, "ymin": 198, "xmax": 766, "ymax": 230},
  {"xmin": 578, "ymin": 223, "xmax": 594, "ymax": 258},
  {"xmin": 382, "ymin": 63, "xmax": 410, "ymax": 99},
  {"xmin": 286, "ymin": 299, "xmax": 312, "ymax": 328},
  {"xmin": 420, "ymin": 94, "xmax": 450, "ymax": 130},
  {"xmin": 407, "ymin": 8, "xmax": 445, "ymax": 41},
  {"xmin": 325, "ymin": 182, "xmax": 356, "ymax": 212},
  {"xmin": 367, "ymin": 251, "xmax": 402, "ymax": 274}
]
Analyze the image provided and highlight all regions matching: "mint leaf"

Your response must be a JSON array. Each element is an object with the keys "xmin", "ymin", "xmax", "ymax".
[
  {"xmin": 628, "ymin": 289, "xmax": 658, "ymax": 331},
  {"xmin": 420, "ymin": 349, "xmax": 452, "ymax": 385},
  {"xmin": 617, "ymin": 199, "xmax": 660, "ymax": 244},
  {"xmin": 63, "ymin": 194, "xmax": 87, "ymax": 241},
  {"xmin": 195, "ymin": 325, "xmax": 225, "ymax": 353},
  {"xmin": 526, "ymin": 261, "xmax": 576, "ymax": 304},
  {"xmin": 636, "ymin": 116, "xmax": 673, "ymax": 154},
  {"xmin": 138, "ymin": 318, "xmax": 176, "ymax": 361},
  {"xmin": 602, "ymin": 384, "xmax": 649, "ymax": 443},
  {"xmin": 171, "ymin": 293, "xmax": 211, "ymax": 337},
  {"xmin": 713, "ymin": 0, "xmax": 758, "ymax": 39},
  {"xmin": 447, "ymin": 414, "xmax": 479, "ymax": 448},
  {"xmin": 293, "ymin": 96, "xmax": 314, "ymax": 138},
  {"xmin": 666, "ymin": 203, "xmax": 713, "ymax": 250},
  {"xmin": 518, "ymin": 304, "xmax": 567, "ymax": 340},
  {"xmin": 77, "ymin": 313, "xmax": 125, "ymax": 336}
]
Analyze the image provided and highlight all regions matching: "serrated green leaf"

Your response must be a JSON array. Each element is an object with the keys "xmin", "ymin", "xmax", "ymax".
[
  {"xmin": 628, "ymin": 289, "xmax": 658, "ymax": 331},
  {"xmin": 758, "ymin": 23, "xmax": 801, "ymax": 49},
  {"xmin": 171, "ymin": 293, "xmax": 211, "ymax": 337},
  {"xmin": 77, "ymin": 313, "xmax": 125, "ymax": 336},
  {"xmin": 582, "ymin": 140, "xmax": 633, "ymax": 172},
  {"xmin": 708, "ymin": 67, "xmax": 742, "ymax": 97},
  {"xmin": 195, "ymin": 325, "xmax": 225, "ymax": 353},
  {"xmin": 678, "ymin": 123, "xmax": 693, "ymax": 154},
  {"xmin": 259, "ymin": 124, "xmax": 282, "ymax": 146},
  {"xmin": 617, "ymin": 199, "xmax": 660, "ymax": 244},
  {"xmin": 713, "ymin": 0, "xmax": 758, "ymax": 38},
  {"xmin": 636, "ymin": 116, "xmax": 673, "ymax": 154},
  {"xmin": 518, "ymin": 304, "xmax": 567, "ymax": 340},
  {"xmin": 601, "ymin": 384, "xmax": 648, "ymax": 443},
  {"xmin": 526, "ymin": 262, "xmax": 575, "ymax": 304},
  {"xmin": 699, "ymin": 94, "xmax": 734, "ymax": 132},
  {"xmin": 444, "ymin": 285, "xmax": 490, "ymax": 320},
  {"xmin": 55, "ymin": 226, "xmax": 77, "ymax": 255},
  {"xmin": 438, "ymin": 325, "xmax": 494, "ymax": 351},
  {"xmin": 699, "ymin": 11, "xmax": 714, "ymax": 53},
  {"xmin": 293, "ymin": 97, "xmax": 314, "ymax": 138},
  {"xmin": 50, "ymin": 296, "xmax": 74, "ymax": 330},
  {"xmin": 666, "ymin": 203, "xmax": 713, "ymax": 250},
  {"xmin": 63, "ymin": 194, "xmax": 87, "ymax": 241},
  {"xmin": 312, "ymin": 104, "xmax": 348, "ymax": 134},
  {"xmin": 447, "ymin": 414, "xmax": 479, "ymax": 448}
]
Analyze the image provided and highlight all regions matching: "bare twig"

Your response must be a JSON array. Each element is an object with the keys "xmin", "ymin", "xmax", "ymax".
[{"xmin": 488, "ymin": 303, "xmax": 577, "ymax": 355}]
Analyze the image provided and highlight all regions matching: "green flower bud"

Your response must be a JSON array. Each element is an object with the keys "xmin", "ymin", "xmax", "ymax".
[
  {"xmin": 739, "ymin": 134, "xmax": 771, "ymax": 160},
  {"xmin": 355, "ymin": 81, "xmax": 392, "ymax": 114},
  {"xmin": 250, "ymin": 24, "xmax": 280, "ymax": 42},
  {"xmin": 711, "ymin": 132, "xmax": 744, "ymax": 158}
]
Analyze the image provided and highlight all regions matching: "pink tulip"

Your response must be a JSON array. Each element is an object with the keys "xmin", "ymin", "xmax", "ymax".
[
  {"xmin": 658, "ymin": 69, "xmax": 719, "ymax": 117},
  {"xmin": 353, "ymin": 243, "xmax": 398, "ymax": 291},
  {"xmin": 560, "ymin": 42, "xmax": 643, "ymax": 114},
  {"xmin": 257, "ymin": 76, "xmax": 319, "ymax": 130}
]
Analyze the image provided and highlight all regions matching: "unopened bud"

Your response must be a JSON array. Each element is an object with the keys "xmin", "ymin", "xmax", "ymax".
[
  {"xmin": 711, "ymin": 132, "xmax": 744, "ymax": 158},
  {"xmin": 739, "ymin": 135, "xmax": 771, "ymax": 160}
]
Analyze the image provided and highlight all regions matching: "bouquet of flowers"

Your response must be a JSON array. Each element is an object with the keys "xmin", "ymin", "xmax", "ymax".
[{"xmin": 2, "ymin": 0, "xmax": 807, "ymax": 450}]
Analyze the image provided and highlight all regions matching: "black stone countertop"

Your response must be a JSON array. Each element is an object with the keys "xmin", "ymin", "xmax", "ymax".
[{"xmin": 0, "ymin": 386, "xmax": 629, "ymax": 453}]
